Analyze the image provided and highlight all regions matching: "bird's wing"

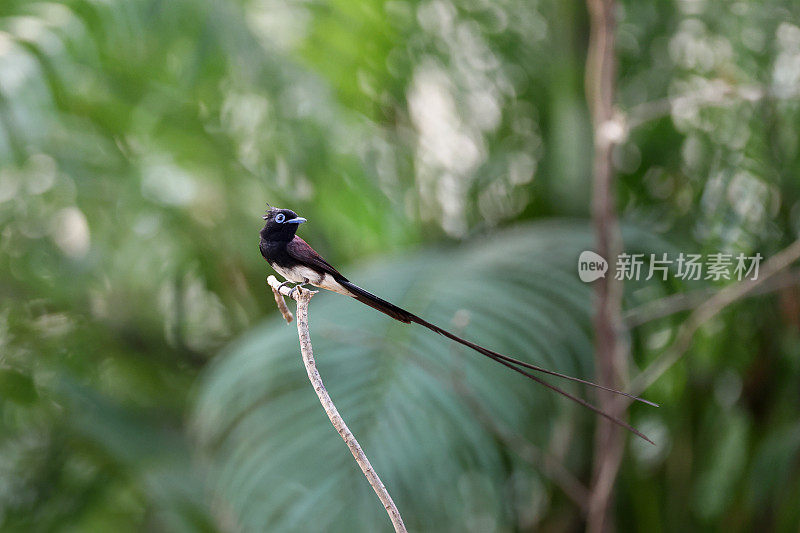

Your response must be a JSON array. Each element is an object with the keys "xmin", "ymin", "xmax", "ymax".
[{"xmin": 286, "ymin": 236, "xmax": 348, "ymax": 281}]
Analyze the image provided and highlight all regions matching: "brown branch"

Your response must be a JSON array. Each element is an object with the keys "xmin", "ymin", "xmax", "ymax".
[
  {"xmin": 629, "ymin": 240, "xmax": 800, "ymax": 396},
  {"xmin": 626, "ymin": 81, "xmax": 767, "ymax": 130},
  {"xmin": 623, "ymin": 269, "xmax": 800, "ymax": 328},
  {"xmin": 586, "ymin": 0, "xmax": 626, "ymax": 531},
  {"xmin": 266, "ymin": 275, "xmax": 407, "ymax": 533}
]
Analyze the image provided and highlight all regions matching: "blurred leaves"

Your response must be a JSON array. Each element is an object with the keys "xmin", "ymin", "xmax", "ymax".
[
  {"xmin": 0, "ymin": 368, "xmax": 37, "ymax": 405},
  {"xmin": 0, "ymin": 0, "xmax": 798, "ymax": 530}
]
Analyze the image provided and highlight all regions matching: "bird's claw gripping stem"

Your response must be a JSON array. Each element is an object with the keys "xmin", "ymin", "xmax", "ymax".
[
  {"xmin": 277, "ymin": 279, "xmax": 295, "ymax": 293},
  {"xmin": 289, "ymin": 281, "xmax": 308, "ymax": 299}
]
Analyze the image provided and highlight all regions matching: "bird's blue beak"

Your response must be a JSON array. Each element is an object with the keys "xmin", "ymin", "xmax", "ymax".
[{"xmin": 286, "ymin": 217, "xmax": 307, "ymax": 224}]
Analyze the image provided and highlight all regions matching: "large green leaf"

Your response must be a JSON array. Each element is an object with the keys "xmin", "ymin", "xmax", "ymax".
[{"xmin": 192, "ymin": 222, "xmax": 656, "ymax": 531}]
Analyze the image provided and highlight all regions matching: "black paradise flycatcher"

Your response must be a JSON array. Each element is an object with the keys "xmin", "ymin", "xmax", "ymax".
[{"xmin": 259, "ymin": 206, "xmax": 657, "ymax": 444}]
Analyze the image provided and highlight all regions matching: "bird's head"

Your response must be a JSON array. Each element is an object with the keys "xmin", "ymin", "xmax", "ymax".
[{"xmin": 260, "ymin": 207, "xmax": 307, "ymax": 241}]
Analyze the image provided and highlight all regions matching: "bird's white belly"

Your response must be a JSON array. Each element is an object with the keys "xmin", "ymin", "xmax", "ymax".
[
  {"xmin": 270, "ymin": 263, "xmax": 317, "ymax": 283},
  {"xmin": 270, "ymin": 263, "xmax": 352, "ymax": 296}
]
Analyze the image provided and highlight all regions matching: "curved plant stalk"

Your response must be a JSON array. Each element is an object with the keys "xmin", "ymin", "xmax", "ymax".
[{"xmin": 267, "ymin": 275, "xmax": 407, "ymax": 533}]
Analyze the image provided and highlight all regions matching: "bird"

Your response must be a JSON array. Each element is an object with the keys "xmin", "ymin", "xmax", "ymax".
[{"xmin": 259, "ymin": 206, "xmax": 656, "ymax": 444}]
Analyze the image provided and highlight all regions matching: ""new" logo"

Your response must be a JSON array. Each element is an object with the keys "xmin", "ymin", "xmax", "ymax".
[{"xmin": 578, "ymin": 251, "xmax": 608, "ymax": 282}]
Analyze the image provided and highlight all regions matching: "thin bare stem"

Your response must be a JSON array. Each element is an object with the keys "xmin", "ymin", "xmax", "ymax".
[
  {"xmin": 586, "ymin": 0, "xmax": 626, "ymax": 530},
  {"xmin": 629, "ymin": 240, "xmax": 800, "ymax": 396},
  {"xmin": 266, "ymin": 275, "xmax": 407, "ymax": 533},
  {"xmin": 626, "ymin": 81, "xmax": 767, "ymax": 130},
  {"xmin": 623, "ymin": 269, "xmax": 800, "ymax": 328}
]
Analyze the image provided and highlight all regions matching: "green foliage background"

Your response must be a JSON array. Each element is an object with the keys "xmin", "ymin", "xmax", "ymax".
[{"xmin": 1, "ymin": 0, "xmax": 799, "ymax": 531}]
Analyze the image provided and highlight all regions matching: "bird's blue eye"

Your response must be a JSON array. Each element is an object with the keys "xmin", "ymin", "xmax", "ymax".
[{"xmin": 275, "ymin": 213, "xmax": 285, "ymax": 223}]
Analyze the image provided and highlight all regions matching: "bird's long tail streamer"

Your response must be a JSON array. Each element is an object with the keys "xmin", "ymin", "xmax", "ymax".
[{"xmin": 338, "ymin": 279, "xmax": 656, "ymax": 444}]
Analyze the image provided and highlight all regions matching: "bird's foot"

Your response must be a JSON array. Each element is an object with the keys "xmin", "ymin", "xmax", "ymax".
[
  {"xmin": 277, "ymin": 280, "xmax": 295, "ymax": 293},
  {"xmin": 289, "ymin": 279, "xmax": 309, "ymax": 298}
]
